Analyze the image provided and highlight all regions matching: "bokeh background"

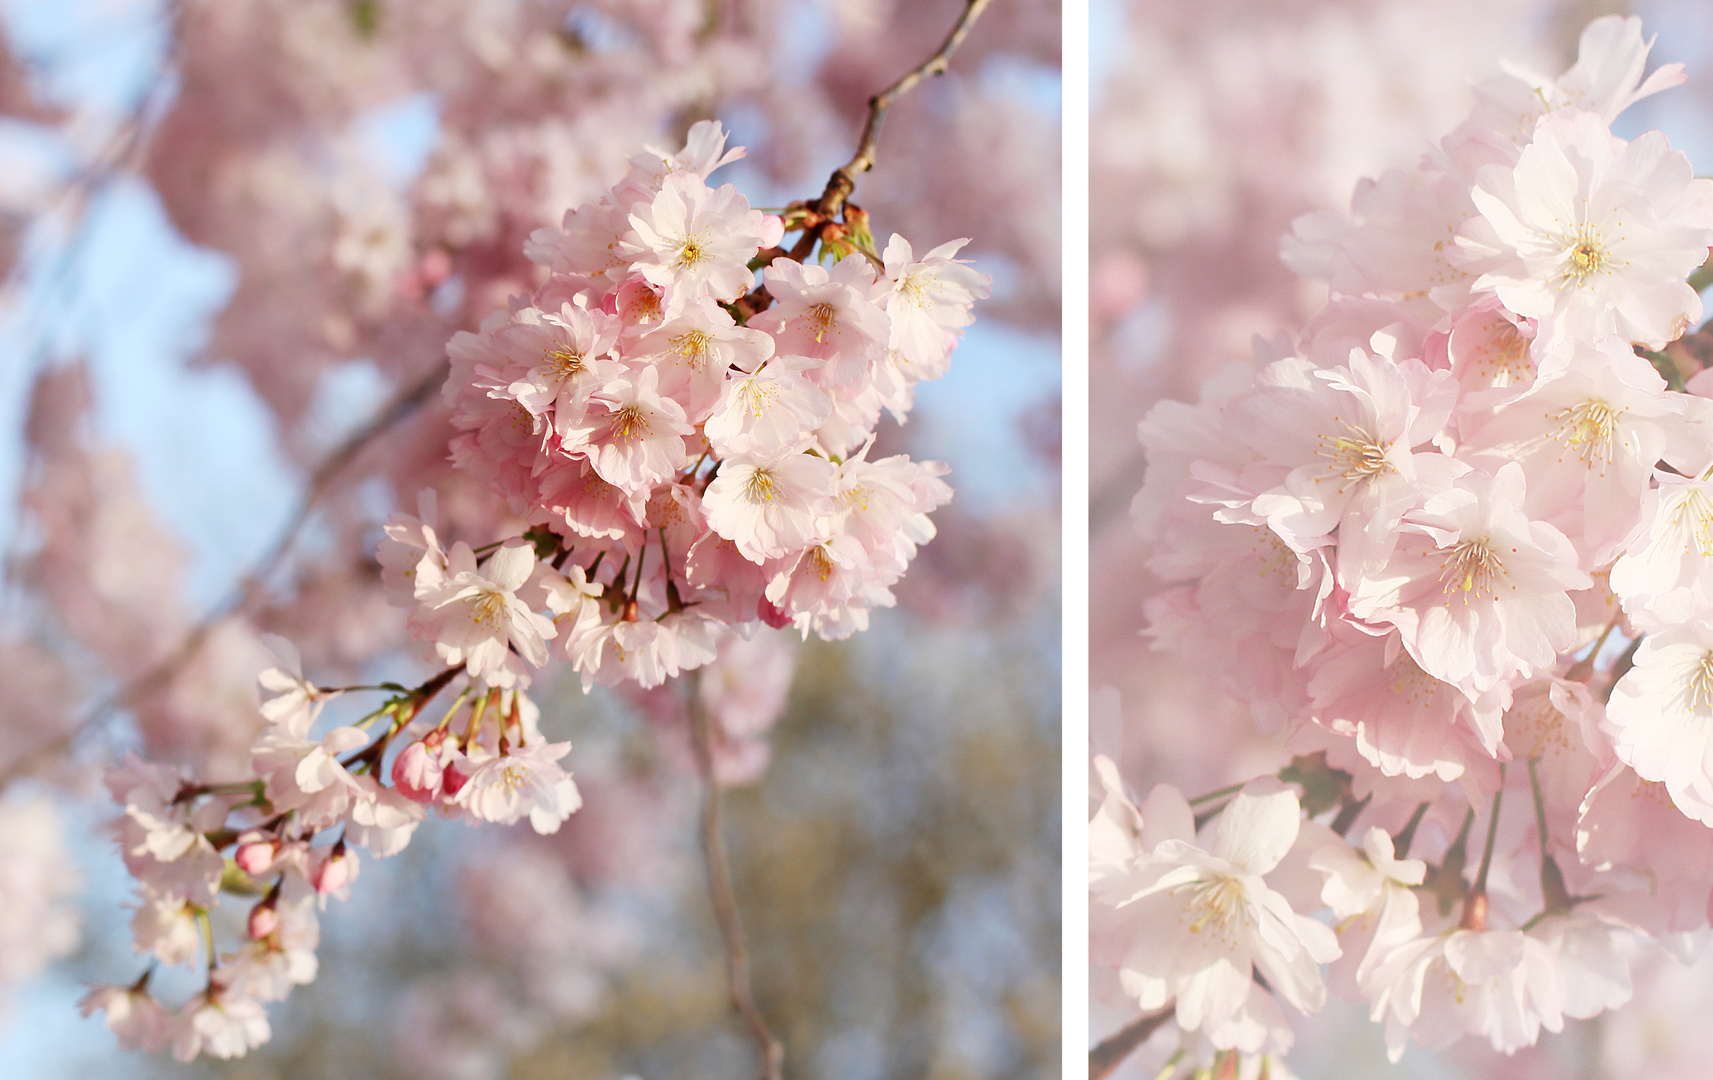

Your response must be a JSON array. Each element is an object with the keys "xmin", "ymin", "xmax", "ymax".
[
  {"xmin": 0, "ymin": 1, "xmax": 1062, "ymax": 1077},
  {"xmin": 1091, "ymin": 0, "xmax": 1713, "ymax": 1076}
]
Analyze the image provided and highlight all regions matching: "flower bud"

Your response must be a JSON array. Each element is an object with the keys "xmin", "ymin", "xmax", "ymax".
[
  {"xmin": 233, "ymin": 838, "xmax": 277, "ymax": 876},
  {"xmin": 311, "ymin": 844, "xmax": 350, "ymax": 895},
  {"xmin": 247, "ymin": 901, "xmax": 279, "ymax": 941},
  {"xmin": 441, "ymin": 752, "xmax": 474, "ymax": 798},
  {"xmin": 390, "ymin": 740, "xmax": 443, "ymax": 802},
  {"xmin": 758, "ymin": 597, "xmax": 793, "ymax": 630}
]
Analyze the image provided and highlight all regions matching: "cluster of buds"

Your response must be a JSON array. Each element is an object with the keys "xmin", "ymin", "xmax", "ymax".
[
  {"xmin": 86, "ymin": 122, "xmax": 986, "ymax": 1061},
  {"xmin": 83, "ymin": 640, "xmax": 577, "ymax": 1061},
  {"xmin": 1101, "ymin": 16, "xmax": 1713, "ymax": 1074}
]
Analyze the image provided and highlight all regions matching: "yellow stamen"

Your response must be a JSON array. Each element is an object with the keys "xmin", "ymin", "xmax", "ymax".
[
  {"xmin": 1317, "ymin": 425, "xmax": 1392, "ymax": 491},
  {"xmin": 1560, "ymin": 225, "xmax": 1612, "ymax": 287},
  {"xmin": 1687, "ymin": 652, "xmax": 1713, "ymax": 713},
  {"xmin": 609, "ymin": 405, "xmax": 650, "ymax": 444},
  {"xmin": 744, "ymin": 467, "xmax": 784, "ymax": 504},
  {"xmin": 805, "ymin": 302, "xmax": 837, "ymax": 343},
  {"xmin": 1439, "ymin": 538, "xmax": 1505, "ymax": 601},
  {"xmin": 543, "ymin": 346, "xmax": 585, "ymax": 380},
  {"xmin": 671, "ymin": 329, "xmax": 714, "ymax": 371},
  {"xmin": 1551, "ymin": 399, "xmax": 1619, "ymax": 468},
  {"xmin": 674, "ymin": 234, "xmax": 710, "ymax": 270}
]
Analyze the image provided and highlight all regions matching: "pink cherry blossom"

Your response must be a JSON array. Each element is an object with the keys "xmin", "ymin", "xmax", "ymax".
[
  {"xmin": 452, "ymin": 743, "xmax": 582, "ymax": 836},
  {"xmin": 702, "ymin": 453, "xmax": 837, "ymax": 564},
  {"xmin": 1348, "ymin": 463, "xmax": 1590, "ymax": 694},
  {"xmin": 750, "ymin": 256, "xmax": 890, "ymax": 388},
  {"xmin": 409, "ymin": 541, "xmax": 556, "ymax": 687},
  {"xmin": 622, "ymin": 171, "xmax": 766, "ymax": 307},
  {"xmin": 1458, "ymin": 109, "xmax": 1713, "ymax": 349}
]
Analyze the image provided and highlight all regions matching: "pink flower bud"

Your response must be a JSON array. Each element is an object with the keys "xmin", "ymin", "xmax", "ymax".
[
  {"xmin": 247, "ymin": 902, "xmax": 278, "ymax": 940},
  {"xmin": 234, "ymin": 839, "xmax": 277, "ymax": 876},
  {"xmin": 441, "ymin": 752, "xmax": 473, "ymax": 798},
  {"xmin": 311, "ymin": 847, "xmax": 349, "ymax": 895},
  {"xmin": 760, "ymin": 213, "xmax": 785, "ymax": 249},
  {"xmin": 390, "ymin": 740, "xmax": 443, "ymax": 802},
  {"xmin": 758, "ymin": 597, "xmax": 793, "ymax": 630}
]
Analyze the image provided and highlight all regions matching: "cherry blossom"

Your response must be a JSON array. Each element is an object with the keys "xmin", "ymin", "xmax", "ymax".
[
  {"xmin": 451, "ymin": 742, "xmax": 582, "ymax": 836},
  {"xmin": 1459, "ymin": 109, "xmax": 1713, "ymax": 349},
  {"xmin": 1095, "ymin": 781, "xmax": 1340, "ymax": 1045},
  {"xmin": 75, "ymin": 85, "xmax": 988, "ymax": 1065},
  {"xmin": 408, "ymin": 541, "xmax": 556, "ymax": 687},
  {"xmin": 1099, "ymin": 12, "xmax": 1713, "ymax": 1074}
]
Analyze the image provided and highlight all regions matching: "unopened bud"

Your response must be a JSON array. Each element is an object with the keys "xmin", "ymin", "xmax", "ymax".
[
  {"xmin": 758, "ymin": 598, "xmax": 792, "ymax": 630},
  {"xmin": 390, "ymin": 740, "xmax": 443, "ymax": 802},
  {"xmin": 312, "ymin": 844, "xmax": 350, "ymax": 895},
  {"xmin": 442, "ymin": 753, "xmax": 473, "ymax": 798},
  {"xmin": 234, "ymin": 839, "xmax": 278, "ymax": 876},
  {"xmin": 247, "ymin": 901, "xmax": 279, "ymax": 940}
]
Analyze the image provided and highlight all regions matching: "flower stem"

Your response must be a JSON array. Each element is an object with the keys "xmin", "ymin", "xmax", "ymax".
[
  {"xmin": 1393, "ymin": 801, "xmax": 1430, "ymax": 858},
  {"xmin": 1089, "ymin": 1006, "xmax": 1175, "ymax": 1080},
  {"xmin": 1463, "ymin": 767, "xmax": 1506, "ymax": 930},
  {"xmin": 1528, "ymin": 757, "xmax": 1572, "ymax": 914},
  {"xmin": 687, "ymin": 672, "xmax": 783, "ymax": 1080},
  {"xmin": 1188, "ymin": 781, "xmax": 1245, "ymax": 806}
]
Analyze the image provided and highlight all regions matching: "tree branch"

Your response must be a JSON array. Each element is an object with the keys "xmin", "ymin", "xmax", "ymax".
[
  {"xmin": 1089, "ymin": 1007, "xmax": 1175, "ymax": 1080},
  {"xmin": 812, "ymin": 0, "xmax": 995, "ymax": 218},
  {"xmin": 0, "ymin": 360, "xmax": 446, "ymax": 792},
  {"xmin": 687, "ymin": 673, "xmax": 783, "ymax": 1080}
]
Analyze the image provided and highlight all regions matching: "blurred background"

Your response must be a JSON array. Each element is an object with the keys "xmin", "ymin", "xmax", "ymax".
[
  {"xmin": 1090, "ymin": 0, "xmax": 1713, "ymax": 1076},
  {"xmin": 0, "ymin": 1, "xmax": 1062, "ymax": 1077}
]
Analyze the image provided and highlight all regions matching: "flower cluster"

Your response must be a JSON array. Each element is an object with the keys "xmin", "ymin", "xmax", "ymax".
[
  {"xmin": 86, "ymin": 123, "xmax": 985, "ymax": 1061},
  {"xmin": 1103, "ymin": 16, "xmax": 1713, "ymax": 1072},
  {"xmin": 431, "ymin": 120, "xmax": 984, "ymax": 689},
  {"xmin": 83, "ymin": 638, "xmax": 579, "ymax": 1061}
]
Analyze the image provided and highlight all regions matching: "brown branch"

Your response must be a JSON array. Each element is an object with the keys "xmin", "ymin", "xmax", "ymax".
[
  {"xmin": 0, "ymin": 361, "xmax": 446, "ymax": 792},
  {"xmin": 687, "ymin": 673, "xmax": 783, "ymax": 1080},
  {"xmin": 1089, "ymin": 1007, "xmax": 1175, "ymax": 1080},
  {"xmin": 812, "ymin": 0, "xmax": 994, "ymax": 219}
]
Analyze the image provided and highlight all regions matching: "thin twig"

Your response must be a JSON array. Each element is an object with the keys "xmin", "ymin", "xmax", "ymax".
[
  {"xmin": 0, "ymin": 361, "xmax": 446, "ymax": 792},
  {"xmin": 687, "ymin": 673, "xmax": 783, "ymax": 1080},
  {"xmin": 812, "ymin": 0, "xmax": 994, "ymax": 218},
  {"xmin": 1090, "ymin": 1007, "xmax": 1175, "ymax": 1080},
  {"xmin": 735, "ymin": 0, "xmax": 991, "ymax": 321}
]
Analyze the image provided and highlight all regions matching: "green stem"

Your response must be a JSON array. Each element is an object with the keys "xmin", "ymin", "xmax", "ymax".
[
  {"xmin": 1330, "ymin": 793, "xmax": 1372, "ymax": 836},
  {"xmin": 1393, "ymin": 802, "xmax": 1430, "ymax": 859},
  {"xmin": 1527, "ymin": 758, "xmax": 1550, "ymax": 849},
  {"xmin": 432, "ymin": 687, "xmax": 472, "ymax": 736},
  {"xmin": 1528, "ymin": 757, "xmax": 1573, "ymax": 914},
  {"xmin": 1152, "ymin": 1050, "xmax": 1186, "ymax": 1080},
  {"xmin": 197, "ymin": 908, "xmax": 217, "ymax": 979},
  {"xmin": 1188, "ymin": 781, "xmax": 1244, "ymax": 807},
  {"xmin": 176, "ymin": 779, "xmax": 265, "ymax": 804},
  {"xmin": 1473, "ymin": 765, "xmax": 1507, "ymax": 898}
]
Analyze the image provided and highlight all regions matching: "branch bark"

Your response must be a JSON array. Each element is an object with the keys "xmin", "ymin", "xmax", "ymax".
[
  {"xmin": 1089, "ymin": 1007, "xmax": 1175, "ymax": 1080},
  {"xmin": 688, "ymin": 674, "xmax": 784, "ymax": 1080},
  {"xmin": 812, "ymin": 0, "xmax": 995, "ymax": 218}
]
